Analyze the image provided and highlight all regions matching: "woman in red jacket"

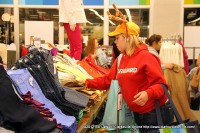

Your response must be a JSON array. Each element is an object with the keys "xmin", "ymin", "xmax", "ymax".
[{"xmin": 85, "ymin": 21, "xmax": 174, "ymax": 132}]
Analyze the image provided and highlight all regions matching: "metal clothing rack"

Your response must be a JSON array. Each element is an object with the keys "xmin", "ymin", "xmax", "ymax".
[{"xmin": 185, "ymin": 47, "xmax": 200, "ymax": 69}]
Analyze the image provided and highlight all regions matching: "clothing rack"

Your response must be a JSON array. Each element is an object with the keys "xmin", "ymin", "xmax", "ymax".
[
  {"xmin": 162, "ymin": 34, "xmax": 182, "ymax": 43},
  {"xmin": 185, "ymin": 47, "xmax": 200, "ymax": 69}
]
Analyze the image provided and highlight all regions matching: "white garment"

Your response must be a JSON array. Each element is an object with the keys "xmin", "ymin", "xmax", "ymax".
[
  {"xmin": 0, "ymin": 43, "xmax": 7, "ymax": 64},
  {"xmin": 159, "ymin": 41, "xmax": 184, "ymax": 67},
  {"xmin": 59, "ymin": 0, "xmax": 87, "ymax": 25}
]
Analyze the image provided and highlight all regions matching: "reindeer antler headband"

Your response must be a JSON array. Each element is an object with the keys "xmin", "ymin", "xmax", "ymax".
[
  {"xmin": 107, "ymin": 3, "xmax": 140, "ymax": 37},
  {"xmin": 107, "ymin": 3, "xmax": 128, "ymax": 24}
]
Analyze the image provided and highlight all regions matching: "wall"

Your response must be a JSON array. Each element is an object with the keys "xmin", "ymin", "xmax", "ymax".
[{"xmin": 150, "ymin": 0, "xmax": 183, "ymax": 38}]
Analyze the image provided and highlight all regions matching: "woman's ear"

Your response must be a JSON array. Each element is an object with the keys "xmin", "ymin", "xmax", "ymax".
[{"xmin": 125, "ymin": 36, "xmax": 130, "ymax": 42}]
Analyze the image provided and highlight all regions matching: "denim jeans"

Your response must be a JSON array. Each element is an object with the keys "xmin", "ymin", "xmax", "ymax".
[
  {"xmin": 7, "ymin": 68, "xmax": 76, "ymax": 132},
  {"xmin": 134, "ymin": 101, "xmax": 174, "ymax": 133},
  {"xmin": 14, "ymin": 52, "xmax": 83, "ymax": 117},
  {"xmin": 0, "ymin": 66, "xmax": 56, "ymax": 133}
]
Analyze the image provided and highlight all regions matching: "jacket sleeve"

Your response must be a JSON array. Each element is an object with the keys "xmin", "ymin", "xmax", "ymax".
[
  {"xmin": 85, "ymin": 58, "xmax": 118, "ymax": 90},
  {"xmin": 144, "ymin": 53, "xmax": 168, "ymax": 100}
]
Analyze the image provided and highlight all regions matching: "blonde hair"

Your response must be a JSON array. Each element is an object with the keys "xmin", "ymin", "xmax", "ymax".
[{"xmin": 122, "ymin": 34, "xmax": 141, "ymax": 56}]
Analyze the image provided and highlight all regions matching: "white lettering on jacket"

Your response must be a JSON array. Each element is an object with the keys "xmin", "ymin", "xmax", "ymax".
[{"xmin": 118, "ymin": 68, "xmax": 138, "ymax": 74}]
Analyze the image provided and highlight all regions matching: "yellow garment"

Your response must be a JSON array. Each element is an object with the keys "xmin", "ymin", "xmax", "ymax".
[{"xmin": 56, "ymin": 62, "xmax": 88, "ymax": 80}]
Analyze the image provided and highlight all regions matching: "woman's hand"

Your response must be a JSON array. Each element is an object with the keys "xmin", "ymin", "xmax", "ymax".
[{"xmin": 133, "ymin": 91, "xmax": 148, "ymax": 106}]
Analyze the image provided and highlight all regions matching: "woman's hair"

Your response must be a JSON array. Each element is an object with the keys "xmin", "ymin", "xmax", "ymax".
[
  {"xmin": 145, "ymin": 34, "xmax": 162, "ymax": 46},
  {"xmin": 85, "ymin": 38, "xmax": 98, "ymax": 56},
  {"xmin": 122, "ymin": 34, "xmax": 141, "ymax": 56}
]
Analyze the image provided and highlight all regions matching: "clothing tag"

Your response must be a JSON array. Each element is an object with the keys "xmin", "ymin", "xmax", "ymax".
[
  {"xmin": 118, "ymin": 93, "xmax": 122, "ymax": 110},
  {"xmin": 29, "ymin": 77, "xmax": 34, "ymax": 87}
]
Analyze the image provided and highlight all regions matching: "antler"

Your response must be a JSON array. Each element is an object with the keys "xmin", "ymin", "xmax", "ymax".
[
  {"xmin": 107, "ymin": 3, "xmax": 127, "ymax": 23},
  {"xmin": 112, "ymin": 3, "xmax": 126, "ymax": 20}
]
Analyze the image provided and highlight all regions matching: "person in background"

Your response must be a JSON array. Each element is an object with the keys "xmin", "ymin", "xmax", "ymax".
[
  {"xmin": 85, "ymin": 38, "xmax": 99, "ymax": 59},
  {"xmin": 145, "ymin": 34, "xmax": 174, "ymax": 70},
  {"xmin": 84, "ymin": 21, "xmax": 174, "ymax": 132},
  {"xmin": 81, "ymin": 36, "xmax": 86, "ymax": 60},
  {"xmin": 59, "ymin": 0, "xmax": 87, "ymax": 60},
  {"xmin": 111, "ymin": 41, "xmax": 121, "ymax": 63}
]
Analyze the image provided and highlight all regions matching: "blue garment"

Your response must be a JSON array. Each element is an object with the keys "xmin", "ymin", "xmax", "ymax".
[{"xmin": 7, "ymin": 68, "xmax": 76, "ymax": 132}]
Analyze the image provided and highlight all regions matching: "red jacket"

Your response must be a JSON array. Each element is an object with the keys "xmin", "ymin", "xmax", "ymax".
[{"xmin": 86, "ymin": 43, "xmax": 168, "ymax": 114}]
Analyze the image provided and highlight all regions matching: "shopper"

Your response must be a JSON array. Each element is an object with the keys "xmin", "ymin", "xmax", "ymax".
[
  {"xmin": 84, "ymin": 22, "xmax": 174, "ymax": 132},
  {"xmin": 85, "ymin": 38, "xmax": 99, "ymax": 58},
  {"xmin": 145, "ymin": 34, "xmax": 174, "ymax": 70},
  {"xmin": 59, "ymin": 0, "xmax": 87, "ymax": 60},
  {"xmin": 111, "ymin": 41, "xmax": 121, "ymax": 63}
]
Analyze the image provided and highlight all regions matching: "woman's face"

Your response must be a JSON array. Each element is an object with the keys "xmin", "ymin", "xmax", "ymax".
[
  {"xmin": 114, "ymin": 34, "xmax": 126, "ymax": 52},
  {"xmin": 94, "ymin": 39, "xmax": 99, "ymax": 49},
  {"xmin": 155, "ymin": 41, "xmax": 161, "ymax": 51},
  {"xmin": 153, "ymin": 40, "xmax": 161, "ymax": 51}
]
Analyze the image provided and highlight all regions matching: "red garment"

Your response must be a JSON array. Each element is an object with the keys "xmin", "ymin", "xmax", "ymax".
[
  {"xmin": 62, "ymin": 49, "xmax": 70, "ymax": 56},
  {"xmin": 21, "ymin": 46, "xmax": 28, "ymax": 57},
  {"xmin": 63, "ymin": 23, "xmax": 82, "ymax": 60},
  {"xmin": 177, "ymin": 40, "xmax": 190, "ymax": 74},
  {"xmin": 86, "ymin": 43, "xmax": 168, "ymax": 114},
  {"xmin": 78, "ymin": 60, "xmax": 104, "ymax": 78},
  {"xmin": 84, "ymin": 56, "xmax": 109, "ymax": 75},
  {"xmin": 77, "ymin": 55, "xmax": 109, "ymax": 78}
]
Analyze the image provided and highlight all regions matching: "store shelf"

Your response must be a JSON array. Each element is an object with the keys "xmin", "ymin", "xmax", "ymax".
[{"xmin": 77, "ymin": 91, "xmax": 108, "ymax": 133}]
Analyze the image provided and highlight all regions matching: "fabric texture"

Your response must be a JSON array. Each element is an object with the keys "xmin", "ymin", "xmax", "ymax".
[
  {"xmin": 63, "ymin": 86, "xmax": 89, "ymax": 108},
  {"xmin": 21, "ymin": 46, "xmax": 28, "ymax": 57},
  {"xmin": 0, "ymin": 65, "xmax": 56, "ymax": 133},
  {"xmin": 177, "ymin": 40, "xmax": 190, "ymax": 74},
  {"xmin": 59, "ymin": 0, "xmax": 87, "ymax": 25},
  {"xmin": 164, "ymin": 64, "xmax": 196, "ymax": 121},
  {"xmin": 7, "ymin": 68, "xmax": 76, "ymax": 132},
  {"xmin": 14, "ymin": 46, "xmax": 84, "ymax": 118},
  {"xmin": 63, "ymin": 23, "xmax": 82, "ymax": 60},
  {"xmin": 86, "ymin": 43, "xmax": 168, "ymax": 114},
  {"xmin": 51, "ymin": 48, "xmax": 58, "ymax": 56}
]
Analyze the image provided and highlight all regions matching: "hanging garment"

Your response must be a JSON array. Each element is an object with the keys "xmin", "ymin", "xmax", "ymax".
[
  {"xmin": 0, "ymin": 65, "xmax": 56, "ymax": 133},
  {"xmin": 164, "ymin": 64, "xmax": 196, "ymax": 121},
  {"xmin": 7, "ymin": 68, "xmax": 76, "ymax": 133},
  {"xmin": 159, "ymin": 41, "xmax": 184, "ymax": 67},
  {"xmin": 177, "ymin": 40, "xmax": 190, "ymax": 74}
]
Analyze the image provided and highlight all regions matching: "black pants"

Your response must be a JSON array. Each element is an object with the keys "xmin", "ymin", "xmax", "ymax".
[
  {"xmin": 15, "ymin": 51, "xmax": 83, "ymax": 117},
  {"xmin": 134, "ymin": 101, "xmax": 174, "ymax": 133},
  {"xmin": 0, "ymin": 65, "xmax": 56, "ymax": 133}
]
